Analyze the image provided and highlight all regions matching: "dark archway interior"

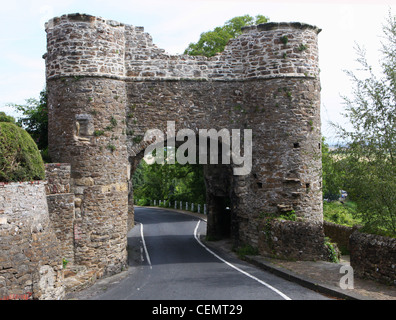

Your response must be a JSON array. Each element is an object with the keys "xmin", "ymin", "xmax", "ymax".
[{"xmin": 211, "ymin": 196, "xmax": 232, "ymax": 238}]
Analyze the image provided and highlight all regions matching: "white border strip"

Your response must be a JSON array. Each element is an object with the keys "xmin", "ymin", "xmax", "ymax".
[
  {"xmin": 140, "ymin": 223, "xmax": 152, "ymax": 269},
  {"xmin": 193, "ymin": 220, "xmax": 291, "ymax": 300}
]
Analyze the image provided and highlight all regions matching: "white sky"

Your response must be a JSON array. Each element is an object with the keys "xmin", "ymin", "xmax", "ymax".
[{"xmin": 0, "ymin": 0, "xmax": 394, "ymax": 143}]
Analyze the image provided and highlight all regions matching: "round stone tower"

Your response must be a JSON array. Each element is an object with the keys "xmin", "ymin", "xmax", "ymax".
[{"xmin": 44, "ymin": 14, "xmax": 129, "ymax": 276}]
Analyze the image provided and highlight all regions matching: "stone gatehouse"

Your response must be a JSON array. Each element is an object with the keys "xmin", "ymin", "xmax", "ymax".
[{"xmin": 44, "ymin": 13, "xmax": 325, "ymax": 277}]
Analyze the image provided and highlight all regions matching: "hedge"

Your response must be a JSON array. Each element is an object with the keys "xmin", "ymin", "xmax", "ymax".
[{"xmin": 0, "ymin": 119, "xmax": 45, "ymax": 182}]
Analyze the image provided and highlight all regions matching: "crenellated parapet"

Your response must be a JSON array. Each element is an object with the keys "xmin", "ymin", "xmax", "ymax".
[
  {"xmin": 44, "ymin": 13, "xmax": 320, "ymax": 81},
  {"xmin": 236, "ymin": 22, "xmax": 321, "ymax": 79},
  {"xmin": 45, "ymin": 14, "xmax": 126, "ymax": 79}
]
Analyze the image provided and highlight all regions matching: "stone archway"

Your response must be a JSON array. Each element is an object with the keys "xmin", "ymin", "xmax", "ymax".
[
  {"xmin": 127, "ymin": 129, "xmax": 238, "ymax": 241},
  {"xmin": 45, "ymin": 13, "xmax": 326, "ymax": 277}
]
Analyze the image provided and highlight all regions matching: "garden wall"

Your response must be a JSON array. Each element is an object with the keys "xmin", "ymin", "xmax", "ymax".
[
  {"xmin": 257, "ymin": 219, "xmax": 330, "ymax": 261},
  {"xmin": 323, "ymin": 220, "xmax": 355, "ymax": 253},
  {"xmin": 349, "ymin": 231, "xmax": 396, "ymax": 286},
  {"xmin": 0, "ymin": 181, "xmax": 65, "ymax": 300},
  {"xmin": 323, "ymin": 220, "xmax": 395, "ymax": 285}
]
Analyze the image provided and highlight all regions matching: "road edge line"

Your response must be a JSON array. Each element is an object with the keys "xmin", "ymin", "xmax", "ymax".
[
  {"xmin": 140, "ymin": 222, "xmax": 152, "ymax": 269},
  {"xmin": 193, "ymin": 220, "xmax": 292, "ymax": 300}
]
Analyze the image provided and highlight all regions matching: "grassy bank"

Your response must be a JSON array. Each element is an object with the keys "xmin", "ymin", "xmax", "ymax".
[{"xmin": 323, "ymin": 200, "xmax": 361, "ymax": 227}]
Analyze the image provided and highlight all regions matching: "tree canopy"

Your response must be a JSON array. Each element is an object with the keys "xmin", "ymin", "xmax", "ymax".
[
  {"xmin": 0, "ymin": 115, "xmax": 45, "ymax": 182},
  {"xmin": 133, "ymin": 148, "xmax": 206, "ymax": 206},
  {"xmin": 332, "ymin": 11, "xmax": 396, "ymax": 237},
  {"xmin": 8, "ymin": 89, "xmax": 50, "ymax": 162},
  {"xmin": 184, "ymin": 14, "xmax": 269, "ymax": 57}
]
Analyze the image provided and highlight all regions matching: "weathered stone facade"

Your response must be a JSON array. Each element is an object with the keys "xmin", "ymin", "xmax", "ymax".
[
  {"xmin": 45, "ymin": 163, "xmax": 75, "ymax": 265},
  {"xmin": 44, "ymin": 13, "xmax": 325, "ymax": 275},
  {"xmin": 0, "ymin": 181, "xmax": 65, "ymax": 300},
  {"xmin": 258, "ymin": 219, "xmax": 329, "ymax": 261}
]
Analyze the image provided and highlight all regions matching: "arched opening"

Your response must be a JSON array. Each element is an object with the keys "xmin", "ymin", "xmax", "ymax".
[
  {"xmin": 128, "ymin": 134, "xmax": 235, "ymax": 247},
  {"xmin": 132, "ymin": 148, "xmax": 206, "ymax": 210}
]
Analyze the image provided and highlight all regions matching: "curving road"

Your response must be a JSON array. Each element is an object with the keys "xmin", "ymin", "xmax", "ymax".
[{"xmin": 71, "ymin": 207, "xmax": 331, "ymax": 301}]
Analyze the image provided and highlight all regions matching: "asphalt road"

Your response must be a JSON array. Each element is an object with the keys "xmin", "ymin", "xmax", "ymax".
[{"xmin": 71, "ymin": 207, "xmax": 331, "ymax": 301}]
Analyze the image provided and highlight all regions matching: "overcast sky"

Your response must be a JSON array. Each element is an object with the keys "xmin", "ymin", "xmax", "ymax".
[{"xmin": 0, "ymin": 0, "xmax": 393, "ymax": 143}]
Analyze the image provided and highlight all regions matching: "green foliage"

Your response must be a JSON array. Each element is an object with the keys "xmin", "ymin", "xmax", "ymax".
[
  {"xmin": 321, "ymin": 137, "xmax": 344, "ymax": 200},
  {"xmin": 0, "ymin": 112, "xmax": 16, "ymax": 123},
  {"xmin": 323, "ymin": 201, "xmax": 361, "ymax": 227},
  {"xmin": 8, "ymin": 89, "xmax": 50, "ymax": 162},
  {"xmin": 259, "ymin": 210, "xmax": 296, "ymax": 222},
  {"xmin": 132, "ymin": 148, "xmax": 206, "ymax": 205},
  {"xmin": 110, "ymin": 116, "xmax": 117, "ymax": 127},
  {"xmin": 332, "ymin": 11, "xmax": 396, "ymax": 237},
  {"xmin": 184, "ymin": 14, "xmax": 269, "ymax": 57},
  {"xmin": 62, "ymin": 258, "xmax": 69, "ymax": 269},
  {"xmin": 324, "ymin": 237, "xmax": 340, "ymax": 263},
  {"xmin": 94, "ymin": 130, "xmax": 105, "ymax": 137},
  {"xmin": 133, "ymin": 136, "xmax": 143, "ymax": 144},
  {"xmin": 0, "ymin": 121, "xmax": 45, "ymax": 182},
  {"xmin": 107, "ymin": 144, "xmax": 116, "ymax": 153},
  {"xmin": 278, "ymin": 210, "xmax": 297, "ymax": 221},
  {"xmin": 137, "ymin": 198, "xmax": 151, "ymax": 206},
  {"xmin": 298, "ymin": 43, "xmax": 308, "ymax": 51},
  {"xmin": 235, "ymin": 244, "xmax": 259, "ymax": 259},
  {"xmin": 280, "ymin": 35, "xmax": 288, "ymax": 45}
]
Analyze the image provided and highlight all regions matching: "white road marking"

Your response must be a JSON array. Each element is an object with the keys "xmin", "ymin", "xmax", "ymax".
[
  {"xmin": 140, "ymin": 247, "xmax": 144, "ymax": 262},
  {"xmin": 140, "ymin": 222, "xmax": 152, "ymax": 269},
  {"xmin": 193, "ymin": 220, "xmax": 292, "ymax": 300}
]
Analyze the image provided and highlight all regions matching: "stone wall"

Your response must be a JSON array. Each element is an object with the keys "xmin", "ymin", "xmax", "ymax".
[
  {"xmin": 45, "ymin": 163, "xmax": 75, "ymax": 265},
  {"xmin": 124, "ymin": 76, "xmax": 322, "ymax": 244},
  {"xmin": 44, "ymin": 13, "xmax": 324, "ymax": 275},
  {"xmin": 44, "ymin": 15, "xmax": 320, "ymax": 82},
  {"xmin": 323, "ymin": 221, "xmax": 355, "ymax": 252},
  {"xmin": 47, "ymin": 76, "xmax": 129, "ymax": 277},
  {"xmin": 349, "ymin": 231, "xmax": 396, "ymax": 285},
  {"xmin": 0, "ymin": 181, "xmax": 65, "ymax": 300},
  {"xmin": 45, "ymin": 15, "xmax": 125, "ymax": 79},
  {"xmin": 257, "ymin": 219, "xmax": 329, "ymax": 261},
  {"xmin": 322, "ymin": 221, "xmax": 395, "ymax": 284}
]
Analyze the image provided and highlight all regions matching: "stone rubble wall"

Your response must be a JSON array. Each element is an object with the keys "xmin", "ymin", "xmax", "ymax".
[
  {"xmin": 0, "ymin": 181, "xmax": 65, "ymax": 300},
  {"xmin": 45, "ymin": 14, "xmax": 320, "ymax": 82},
  {"xmin": 45, "ymin": 14, "xmax": 125, "ymax": 79},
  {"xmin": 323, "ymin": 220, "xmax": 355, "ymax": 252},
  {"xmin": 323, "ymin": 221, "xmax": 395, "ymax": 284},
  {"xmin": 349, "ymin": 231, "xmax": 396, "ymax": 286},
  {"xmin": 46, "ymin": 76, "xmax": 129, "ymax": 277},
  {"xmin": 45, "ymin": 163, "xmax": 75, "ymax": 266},
  {"xmin": 124, "ymin": 76, "xmax": 322, "ymax": 247},
  {"xmin": 257, "ymin": 219, "xmax": 329, "ymax": 261},
  {"xmin": 123, "ymin": 22, "xmax": 320, "ymax": 81}
]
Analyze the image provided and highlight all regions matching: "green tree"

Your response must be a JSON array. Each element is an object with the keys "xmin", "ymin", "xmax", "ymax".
[
  {"xmin": 8, "ymin": 89, "xmax": 49, "ymax": 162},
  {"xmin": 0, "ymin": 112, "xmax": 16, "ymax": 123},
  {"xmin": 334, "ymin": 11, "xmax": 396, "ymax": 237},
  {"xmin": 184, "ymin": 14, "xmax": 269, "ymax": 57},
  {"xmin": 0, "ymin": 114, "xmax": 45, "ymax": 182},
  {"xmin": 133, "ymin": 148, "xmax": 206, "ymax": 205},
  {"xmin": 321, "ymin": 137, "xmax": 343, "ymax": 200}
]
